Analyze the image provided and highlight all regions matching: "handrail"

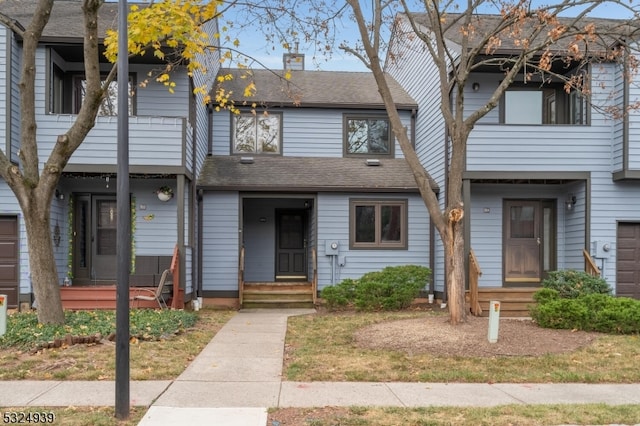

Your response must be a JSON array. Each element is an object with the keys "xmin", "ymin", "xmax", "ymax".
[
  {"xmin": 311, "ymin": 247, "xmax": 318, "ymax": 305},
  {"xmin": 170, "ymin": 245, "xmax": 182, "ymax": 309},
  {"xmin": 583, "ymin": 249, "xmax": 601, "ymax": 277},
  {"xmin": 469, "ymin": 249, "xmax": 483, "ymax": 316},
  {"xmin": 238, "ymin": 246, "xmax": 245, "ymax": 306}
]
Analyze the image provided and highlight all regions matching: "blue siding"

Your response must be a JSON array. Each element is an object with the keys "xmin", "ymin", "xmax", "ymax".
[
  {"xmin": 192, "ymin": 19, "xmax": 221, "ymax": 175},
  {"xmin": 612, "ymin": 62, "xmax": 626, "ymax": 172},
  {"xmin": 10, "ymin": 33, "xmax": 19, "ymax": 163},
  {"xmin": 0, "ymin": 26, "xmax": 7, "ymax": 157},
  {"xmin": 316, "ymin": 192, "xmax": 429, "ymax": 290},
  {"xmin": 469, "ymin": 184, "xmax": 580, "ymax": 287},
  {"xmin": 386, "ymin": 18, "xmax": 448, "ymax": 292},
  {"xmin": 132, "ymin": 180, "xmax": 179, "ymax": 255},
  {"xmin": 31, "ymin": 115, "xmax": 187, "ymax": 167},
  {"xmin": 628, "ymin": 55, "xmax": 640, "ymax": 170},
  {"xmin": 589, "ymin": 174, "xmax": 640, "ymax": 285},
  {"xmin": 134, "ymin": 66, "xmax": 190, "ymax": 117},
  {"xmin": 202, "ymin": 192, "xmax": 240, "ymax": 292},
  {"xmin": 212, "ymin": 108, "xmax": 413, "ymax": 158}
]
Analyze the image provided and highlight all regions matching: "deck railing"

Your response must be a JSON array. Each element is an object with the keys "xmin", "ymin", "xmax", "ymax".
[
  {"xmin": 583, "ymin": 249, "xmax": 601, "ymax": 277},
  {"xmin": 170, "ymin": 244, "xmax": 183, "ymax": 309},
  {"xmin": 469, "ymin": 249, "xmax": 483, "ymax": 316},
  {"xmin": 311, "ymin": 247, "xmax": 318, "ymax": 305},
  {"xmin": 238, "ymin": 247, "xmax": 245, "ymax": 305}
]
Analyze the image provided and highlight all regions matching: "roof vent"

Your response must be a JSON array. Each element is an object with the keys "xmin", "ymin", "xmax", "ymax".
[
  {"xmin": 365, "ymin": 159, "xmax": 380, "ymax": 166},
  {"xmin": 240, "ymin": 157, "xmax": 254, "ymax": 164}
]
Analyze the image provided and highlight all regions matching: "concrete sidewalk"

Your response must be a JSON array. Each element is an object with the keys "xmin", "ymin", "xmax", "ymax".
[{"xmin": 2, "ymin": 309, "xmax": 640, "ymax": 426}]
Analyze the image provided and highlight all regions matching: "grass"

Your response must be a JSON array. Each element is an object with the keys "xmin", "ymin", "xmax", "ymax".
[
  {"xmin": 283, "ymin": 311, "xmax": 640, "ymax": 383},
  {"xmin": 3, "ymin": 308, "xmax": 640, "ymax": 425},
  {"xmin": 0, "ymin": 308, "xmax": 235, "ymax": 380},
  {"xmin": 268, "ymin": 404, "xmax": 640, "ymax": 426},
  {"xmin": 1, "ymin": 407, "xmax": 145, "ymax": 426}
]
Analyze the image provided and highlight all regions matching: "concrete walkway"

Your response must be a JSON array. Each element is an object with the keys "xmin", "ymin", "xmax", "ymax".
[{"xmin": 2, "ymin": 309, "xmax": 640, "ymax": 426}]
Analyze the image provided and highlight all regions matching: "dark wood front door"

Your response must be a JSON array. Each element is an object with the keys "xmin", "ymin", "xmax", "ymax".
[
  {"xmin": 275, "ymin": 210, "xmax": 307, "ymax": 280},
  {"xmin": 504, "ymin": 200, "xmax": 556, "ymax": 285},
  {"xmin": 73, "ymin": 195, "xmax": 117, "ymax": 284},
  {"xmin": 0, "ymin": 216, "xmax": 19, "ymax": 308}
]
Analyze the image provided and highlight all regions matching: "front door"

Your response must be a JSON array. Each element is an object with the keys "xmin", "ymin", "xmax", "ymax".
[
  {"xmin": 504, "ymin": 200, "xmax": 556, "ymax": 285},
  {"xmin": 0, "ymin": 216, "xmax": 19, "ymax": 308},
  {"xmin": 73, "ymin": 195, "xmax": 118, "ymax": 284},
  {"xmin": 275, "ymin": 209, "xmax": 307, "ymax": 280}
]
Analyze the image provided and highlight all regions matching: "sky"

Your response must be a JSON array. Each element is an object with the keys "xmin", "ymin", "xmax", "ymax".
[{"xmin": 221, "ymin": 0, "xmax": 638, "ymax": 73}]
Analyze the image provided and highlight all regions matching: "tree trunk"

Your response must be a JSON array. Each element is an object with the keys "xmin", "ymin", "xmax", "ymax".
[
  {"xmin": 445, "ymin": 208, "xmax": 466, "ymax": 325},
  {"xmin": 24, "ymin": 203, "xmax": 64, "ymax": 324}
]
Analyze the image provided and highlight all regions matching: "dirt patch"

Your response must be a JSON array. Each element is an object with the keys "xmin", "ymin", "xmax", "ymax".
[{"xmin": 353, "ymin": 315, "xmax": 602, "ymax": 357}]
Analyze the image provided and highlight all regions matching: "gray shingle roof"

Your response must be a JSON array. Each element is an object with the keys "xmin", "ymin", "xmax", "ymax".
[
  {"xmin": 411, "ymin": 13, "xmax": 637, "ymax": 53},
  {"xmin": 197, "ymin": 156, "xmax": 438, "ymax": 192},
  {"xmin": 0, "ymin": 0, "xmax": 121, "ymax": 40},
  {"xmin": 216, "ymin": 68, "xmax": 417, "ymax": 110}
]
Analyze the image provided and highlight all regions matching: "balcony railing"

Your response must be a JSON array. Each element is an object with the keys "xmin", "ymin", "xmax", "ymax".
[{"xmin": 35, "ymin": 114, "xmax": 190, "ymax": 168}]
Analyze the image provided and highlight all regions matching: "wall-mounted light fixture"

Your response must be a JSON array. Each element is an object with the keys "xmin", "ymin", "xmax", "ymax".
[
  {"xmin": 55, "ymin": 189, "xmax": 64, "ymax": 200},
  {"xmin": 565, "ymin": 195, "xmax": 577, "ymax": 211},
  {"xmin": 472, "ymin": 82, "xmax": 480, "ymax": 92}
]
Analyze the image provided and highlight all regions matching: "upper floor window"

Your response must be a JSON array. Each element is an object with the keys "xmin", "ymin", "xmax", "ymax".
[
  {"xmin": 232, "ymin": 112, "xmax": 282, "ymax": 154},
  {"xmin": 501, "ymin": 85, "xmax": 587, "ymax": 125},
  {"xmin": 350, "ymin": 199, "xmax": 407, "ymax": 249},
  {"xmin": 50, "ymin": 65, "xmax": 135, "ymax": 116},
  {"xmin": 345, "ymin": 115, "xmax": 393, "ymax": 156}
]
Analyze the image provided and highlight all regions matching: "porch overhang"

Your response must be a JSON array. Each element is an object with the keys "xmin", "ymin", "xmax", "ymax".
[{"xmin": 198, "ymin": 156, "xmax": 439, "ymax": 193}]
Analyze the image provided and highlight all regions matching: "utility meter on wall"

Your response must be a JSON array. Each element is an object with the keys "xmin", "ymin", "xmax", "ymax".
[{"xmin": 325, "ymin": 240, "xmax": 339, "ymax": 255}]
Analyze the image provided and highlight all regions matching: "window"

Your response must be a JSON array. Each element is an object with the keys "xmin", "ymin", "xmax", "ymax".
[
  {"xmin": 501, "ymin": 85, "xmax": 587, "ymax": 125},
  {"xmin": 345, "ymin": 116, "xmax": 392, "ymax": 156},
  {"xmin": 232, "ymin": 113, "xmax": 282, "ymax": 154},
  {"xmin": 49, "ymin": 67, "xmax": 135, "ymax": 116},
  {"xmin": 73, "ymin": 76, "xmax": 135, "ymax": 116},
  {"xmin": 350, "ymin": 199, "xmax": 407, "ymax": 249}
]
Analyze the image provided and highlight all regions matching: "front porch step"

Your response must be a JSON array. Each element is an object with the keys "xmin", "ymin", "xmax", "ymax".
[
  {"xmin": 241, "ymin": 282, "xmax": 315, "ymax": 309},
  {"xmin": 474, "ymin": 287, "xmax": 539, "ymax": 317}
]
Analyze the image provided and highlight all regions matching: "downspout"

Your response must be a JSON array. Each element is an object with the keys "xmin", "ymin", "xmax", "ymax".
[
  {"xmin": 190, "ymin": 80, "xmax": 198, "ymax": 303},
  {"xmin": 207, "ymin": 104, "xmax": 214, "ymax": 156},
  {"xmin": 197, "ymin": 189, "xmax": 204, "ymax": 299}
]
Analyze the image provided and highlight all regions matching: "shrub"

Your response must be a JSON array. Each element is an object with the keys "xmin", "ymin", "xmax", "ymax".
[
  {"xmin": 530, "ymin": 292, "xmax": 640, "ymax": 334},
  {"xmin": 541, "ymin": 270, "xmax": 611, "ymax": 299},
  {"xmin": 0, "ymin": 309, "xmax": 199, "ymax": 349},
  {"xmin": 321, "ymin": 265, "xmax": 431, "ymax": 311},
  {"xmin": 320, "ymin": 278, "xmax": 357, "ymax": 310}
]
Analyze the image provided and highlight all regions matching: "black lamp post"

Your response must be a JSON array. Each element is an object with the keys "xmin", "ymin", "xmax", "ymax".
[{"xmin": 115, "ymin": 0, "xmax": 131, "ymax": 420}]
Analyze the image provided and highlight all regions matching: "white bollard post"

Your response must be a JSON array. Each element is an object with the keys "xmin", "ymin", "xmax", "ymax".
[
  {"xmin": 487, "ymin": 300, "xmax": 500, "ymax": 343},
  {"xmin": 0, "ymin": 295, "xmax": 7, "ymax": 336}
]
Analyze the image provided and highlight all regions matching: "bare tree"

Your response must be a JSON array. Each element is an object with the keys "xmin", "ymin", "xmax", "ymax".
[
  {"xmin": 0, "ymin": 0, "xmax": 224, "ymax": 324},
  {"xmin": 235, "ymin": 0, "xmax": 639, "ymax": 324},
  {"xmin": 343, "ymin": 0, "xmax": 639, "ymax": 324},
  {"xmin": 0, "ymin": 0, "xmax": 111, "ymax": 324}
]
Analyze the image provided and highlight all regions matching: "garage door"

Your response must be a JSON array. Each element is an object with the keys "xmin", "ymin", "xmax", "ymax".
[
  {"xmin": 616, "ymin": 223, "xmax": 640, "ymax": 299},
  {"xmin": 0, "ymin": 216, "xmax": 19, "ymax": 308}
]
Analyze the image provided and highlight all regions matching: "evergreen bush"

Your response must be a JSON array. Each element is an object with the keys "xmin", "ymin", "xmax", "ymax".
[
  {"xmin": 530, "ymin": 289, "xmax": 640, "ymax": 334},
  {"xmin": 541, "ymin": 270, "xmax": 611, "ymax": 298},
  {"xmin": 320, "ymin": 265, "xmax": 431, "ymax": 311}
]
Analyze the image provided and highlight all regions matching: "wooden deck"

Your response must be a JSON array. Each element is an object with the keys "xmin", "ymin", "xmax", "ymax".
[
  {"xmin": 60, "ymin": 286, "xmax": 164, "ymax": 310},
  {"xmin": 59, "ymin": 245, "xmax": 184, "ymax": 310}
]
